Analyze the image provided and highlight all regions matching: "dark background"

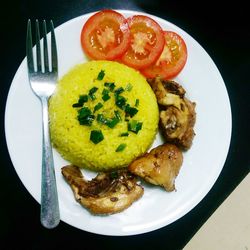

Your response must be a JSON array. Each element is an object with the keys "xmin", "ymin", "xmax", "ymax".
[{"xmin": 1, "ymin": 1, "xmax": 249, "ymax": 249}]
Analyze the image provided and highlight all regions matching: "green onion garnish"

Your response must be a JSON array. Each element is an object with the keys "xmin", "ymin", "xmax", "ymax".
[
  {"xmin": 78, "ymin": 107, "xmax": 91, "ymax": 117},
  {"xmin": 106, "ymin": 117, "xmax": 119, "ymax": 128},
  {"xmin": 114, "ymin": 110, "xmax": 122, "ymax": 121},
  {"xmin": 79, "ymin": 115, "xmax": 95, "ymax": 125},
  {"xmin": 72, "ymin": 103, "xmax": 82, "ymax": 108},
  {"xmin": 93, "ymin": 102, "xmax": 103, "ymax": 113},
  {"xmin": 97, "ymin": 70, "xmax": 105, "ymax": 80},
  {"xmin": 125, "ymin": 83, "xmax": 133, "ymax": 91},
  {"xmin": 115, "ymin": 95, "xmax": 126, "ymax": 109},
  {"xmin": 77, "ymin": 107, "xmax": 95, "ymax": 126},
  {"xmin": 125, "ymin": 104, "xmax": 138, "ymax": 117},
  {"xmin": 72, "ymin": 94, "xmax": 88, "ymax": 107},
  {"xmin": 104, "ymin": 82, "xmax": 116, "ymax": 91},
  {"xmin": 128, "ymin": 120, "xmax": 143, "ymax": 134},
  {"xmin": 96, "ymin": 114, "xmax": 107, "ymax": 124},
  {"xmin": 102, "ymin": 88, "xmax": 110, "ymax": 101},
  {"xmin": 115, "ymin": 143, "xmax": 126, "ymax": 152},
  {"xmin": 102, "ymin": 94, "xmax": 110, "ymax": 101},
  {"xmin": 114, "ymin": 87, "xmax": 124, "ymax": 95},
  {"xmin": 120, "ymin": 132, "xmax": 129, "ymax": 137},
  {"xmin": 90, "ymin": 130, "xmax": 104, "ymax": 144},
  {"xmin": 135, "ymin": 99, "xmax": 139, "ymax": 107},
  {"xmin": 88, "ymin": 87, "xmax": 98, "ymax": 100}
]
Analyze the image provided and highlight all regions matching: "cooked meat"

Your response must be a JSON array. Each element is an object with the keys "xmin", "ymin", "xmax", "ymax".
[
  {"xmin": 148, "ymin": 77, "xmax": 196, "ymax": 150},
  {"xmin": 128, "ymin": 144, "xmax": 183, "ymax": 191},
  {"xmin": 61, "ymin": 165, "xmax": 144, "ymax": 215}
]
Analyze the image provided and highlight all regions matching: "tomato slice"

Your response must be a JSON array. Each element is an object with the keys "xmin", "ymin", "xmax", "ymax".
[
  {"xmin": 80, "ymin": 10, "xmax": 130, "ymax": 60},
  {"xmin": 141, "ymin": 31, "xmax": 187, "ymax": 79},
  {"xmin": 120, "ymin": 15, "xmax": 165, "ymax": 70}
]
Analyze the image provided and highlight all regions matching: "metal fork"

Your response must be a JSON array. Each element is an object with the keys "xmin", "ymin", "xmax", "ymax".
[{"xmin": 26, "ymin": 19, "xmax": 60, "ymax": 228}]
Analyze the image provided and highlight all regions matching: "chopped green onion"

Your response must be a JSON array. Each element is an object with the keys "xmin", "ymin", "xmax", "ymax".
[
  {"xmin": 125, "ymin": 83, "xmax": 133, "ymax": 91},
  {"xmin": 90, "ymin": 130, "xmax": 104, "ymax": 144},
  {"xmin": 77, "ymin": 107, "xmax": 95, "ymax": 126},
  {"xmin": 89, "ymin": 87, "xmax": 98, "ymax": 95},
  {"xmin": 120, "ymin": 132, "xmax": 129, "ymax": 137},
  {"xmin": 97, "ymin": 70, "xmax": 105, "ymax": 80},
  {"xmin": 102, "ymin": 93, "xmax": 110, "ymax": 101},
  {"xmin": 135, "ymin": 99, "xmax": 139, "ymax": 107},
  {"xmin": 115, "ymin": 95, "xmax": 126, "ymax": 109},
  {"xmin": 104, "ymin": 82, "xmax": 116, "ymax": 91},
  {"xmin": 128, "ymin": 120, "xmax": 143, "ymax": 134},
  {"xmin": 106, "ymin": 117, "xmax": 119, "ymax": 128},
  {"xmin": 101, "ymin": 88, "xmax": 110, "ymax": 101},
  {"xmin": 114, "ymin": 110, "xmax": 122, "ymax": 121},
  {"xmin": 78, "ymin": 115, "xmax": 95, "ymax": 126},
  {"xmin": 72, "ymin": 95, "xmax": 88, "ymax": 107},
  {"xmin": 72, "ymin": 103, "xmax": 82, "ymax": 108},
  {"xmin": 114, "ymin": 87, "xmax": 124, "ymax": 95},
  {"xmin": 102, "ymin": 88, "xmax": 109, "ymax": 95},
  {"xmin": 78, "ymin": 107, "xmax": 91, "ymax": 118},
  {"xmin": 88, "ymin": 87, "xmax": 98, "ymax": 100},
  {"xmin": 115, "ymin": 143, "xmax": 126, "ymax": 152},
  {"xmin": 93, "ymin": 102, "xmax": 103, "ymax": 113},
  {"xmin": 96, "ymin": 114, "xmax": 107, "ymax": 124},
  {"xmin": 125, "ymin": 104, "xmax": 138, "ymax": 117},
  {"xmin": 79, "ymin": 95, "xmax": 88, "ymax": 103}
]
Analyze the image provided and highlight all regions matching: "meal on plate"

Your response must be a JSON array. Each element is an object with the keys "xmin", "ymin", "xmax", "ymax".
[{"xmin": 49, "ymin": 9, "xmax": 196, "ymax": 215}]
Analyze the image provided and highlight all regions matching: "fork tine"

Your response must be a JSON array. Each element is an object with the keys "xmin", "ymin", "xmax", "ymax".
[
  {"xmin": 43, "ymin": 20, "xmax": 49, "ymax": 72},
  {"xmin": 35, "ymin": 20, "xmax": 42, "ymax": 72},
  {"xmin": 50, "ymin": 20, "xmax": 58, "ymax": 74},
  {"xmin": 26, "ymin": 19, "xmax": 34, "ymax": 73}
]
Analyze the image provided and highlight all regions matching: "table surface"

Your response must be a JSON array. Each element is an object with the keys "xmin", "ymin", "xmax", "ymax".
[{"xmin": 1, "ymin": 0, "xmax": 249, "ymax": 249}]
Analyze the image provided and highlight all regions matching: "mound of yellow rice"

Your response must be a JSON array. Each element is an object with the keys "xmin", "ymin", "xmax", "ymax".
[{"xmin": 49, "ymin": 60, "xmax": 159, "ymax": 171}]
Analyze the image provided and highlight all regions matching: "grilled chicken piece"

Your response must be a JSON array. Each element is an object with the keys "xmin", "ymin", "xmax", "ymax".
[
  {"xmin": 61, "ymin": 165, "xmax": 144, "ymax": 215},
  {"xmin": 148, "ymin": 78, "xmax": 196, "ymax": 150},
  {"xmin": 128, "ymin": 144, "xmax": 183, "ymax": 191}
]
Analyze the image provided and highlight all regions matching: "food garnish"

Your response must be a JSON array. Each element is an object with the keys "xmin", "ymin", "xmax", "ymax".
[
  {"xmin": 128, "ymin": 120, "xmax": 143, "ymax": 134},
  {"xmin": 97, "ymin": 70, "xmax": 105, "ymax": 80},
  {"xmin": 80, "ymin": 10, "xmax": 188, "ymax": 79},
  {"xmin": 80, "ymin": 10, "xmax": 130, "ymax": 60},
  {"xmin": 121, "ymin": 15, "xmax": 165, "ymax": 70},
  {"xmin": 115, "ymin": 143, "xmax": 127, "ymax": 152},
  {"xmin": 93, "ymin": 102, "xmax": 103, "ymax": 113},
  {"xmin": 142, "ymin": 31, "xmax": 188, "ymax": 79},
  {"xmin": 90, "ymin": 130, "xmax": 104, "ymax": 144},
  {"xmin": 88, "ymin": 86, "xmax": 98, "ymax": 100},
  {"xmin": 73, "ymin": 79, "xmax": 143, "ymax": 143},
  {"xmin": 61, "ymin": 165, "xmax": 144, "ymax": 214},
  {"xmin": 77, "ymin": 107, "xmax": 95, "ymax": 126},
  {"xmin": 101, "ymin": 88, "xmax": 111, "ymax": 101}
]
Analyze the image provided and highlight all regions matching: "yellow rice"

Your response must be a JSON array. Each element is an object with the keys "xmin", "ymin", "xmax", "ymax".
[{"xmin": 49, "ymin": 60, "xmax": 159, "ymax": 171}]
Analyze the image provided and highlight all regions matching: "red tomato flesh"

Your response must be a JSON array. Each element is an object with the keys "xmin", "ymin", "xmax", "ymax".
[
  {"xmin": 81, "ymin": 10, "xmax": 130, "ymax": 60},
  {"xmin": 141, "ymin": 31, "xmax": 187, "ymax": 79},
  {"xmin": 121, "ymin": 15, "xmax": 165, "ymax": 70}
]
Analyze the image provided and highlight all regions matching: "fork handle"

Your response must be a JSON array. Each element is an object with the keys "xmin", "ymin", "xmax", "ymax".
[{"xmin": 40, "ymin": 96, "xmax": 60, "ymax": 228}]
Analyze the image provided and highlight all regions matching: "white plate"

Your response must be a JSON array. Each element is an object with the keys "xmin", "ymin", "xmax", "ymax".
[{"xmin": 5, "ymin": 10, "xmax": 231, "ymax": 236}]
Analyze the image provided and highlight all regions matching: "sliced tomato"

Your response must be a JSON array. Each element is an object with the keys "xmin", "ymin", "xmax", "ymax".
[
  {"xmin": 81, "ymin": 10, "xmax": 130, "ymax": 60},
  {"xmin": 141, "ymin": 31, "xmax": 187, "ymax": 79},
  {"xmin": 120, "ymin": 15, "xmax": 165, "ymax": 70}
]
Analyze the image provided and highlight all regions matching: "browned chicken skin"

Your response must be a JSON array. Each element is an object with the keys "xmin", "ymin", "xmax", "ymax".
[
  {"xmin": 128, "ymin": 144, "xmax": 183, "ymax": 191},
  {"xmin": 61, "ymin": 165, "xmax": 144, "ymax": 215},
  {"xmin": 148, "ymin": 78, "xmax": 196, "ymax": 150}
]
